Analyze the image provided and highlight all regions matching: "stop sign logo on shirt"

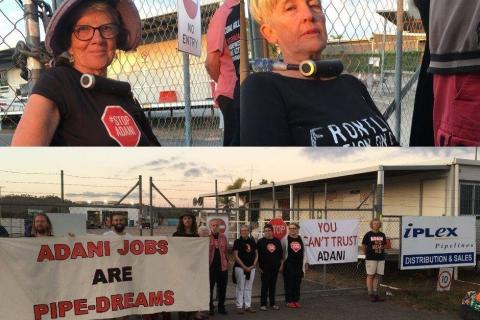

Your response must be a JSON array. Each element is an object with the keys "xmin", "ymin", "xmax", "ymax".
[
  {"xmin": 267, "ymin": 243, "xmax": 276, "ymax": 253},
  {"xmin": 291, "ymin": 241, "xmax": 301, "ymax": 253},
  {"xmin": 270, "ymin": 218, "xmax": 287, "ymax": 240},
  {"xmin": 101, "ymin": 106, "xmax": 140, "ymax": 146},
  {"xmin": 183, "ymin": 0, "xmax": 198, "ymax": 19}
]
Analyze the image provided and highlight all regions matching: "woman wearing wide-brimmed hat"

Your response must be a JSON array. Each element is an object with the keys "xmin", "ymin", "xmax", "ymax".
[{"xmin": 12, "ymin": 0, "xmax": 160, "ymax": 146}]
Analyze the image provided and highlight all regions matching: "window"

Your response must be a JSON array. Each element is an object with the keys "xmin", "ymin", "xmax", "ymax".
[
  {"xmin": 249, "ymin": 201, "xmax": 259, "ymax": 222},
  {"xmin": 460, "ymin": 183, "xmax": 480, "ymax": 215}
]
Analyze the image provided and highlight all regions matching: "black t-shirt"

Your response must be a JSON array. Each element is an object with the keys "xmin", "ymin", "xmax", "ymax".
[
  {"xmin": 285, "ymin": 236, "xmax": 304, "ymax": 268},
  {"xmin": 31, "ymin": 66, "xmax": 161, "ymax": 146},
  {"xmin": 233, "ymin": 237, "xmax": 256, "ymax": 268},
  {"xmin": 212, "ymin": 233, "xmax": 222, "ymax": 271},
  {"xmin": 257, "ymin": 237, "xmax": 283, "ymax": 271},
  {"xmin": 240, "ymin": 72, "xmax": 398, "ymax": 146},
  {"xmin": 225, "ymin": 3, "xmax": 240, "ymax": 78},
  {"xmin": 362, "ymin": 231, "xmax": 387, "ymax": 261},
  {"xmin": 172, "ymin": 232, "xmax": 199, "ymax": 237}
]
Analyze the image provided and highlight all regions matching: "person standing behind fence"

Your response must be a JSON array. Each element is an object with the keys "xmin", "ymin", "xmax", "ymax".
[
  {"xmin": 172, "ymin": 213, "xmax": 205, "ymax": 320},
  {"xmin": 208, "ymin": 220, "xmax": 229, "ymax": 315},
  {"xmin": 31, "ymin": 213, "xmax": 53, "ymax": 237},
  {"xmin": 428, "ymin": 1, "xmax": 480, "ymax": 146},
  {"xmin": 233, "ymin": 225, "xmax": 257, "ymax": 314},
  {"xmin": 241, "ymin": 0, "xmax": 397, "ymax": 147},
  {"xmin": 257, "ymin": 224, "xmax": 283, "ymax": 311},
  {"xmin": 11, "ymin": 0, "xmax": 160, "ymax": 146},
  {"xmin": 283, "ymin": 223, "xmax": 308, "ymax": 308},
  {"xmin": 362, "ymin": 218, "xmax": 387, "ymax": 302},
  {"xmin": 206, "ymin": 0, "xmax": 241, "ymax": 146}
]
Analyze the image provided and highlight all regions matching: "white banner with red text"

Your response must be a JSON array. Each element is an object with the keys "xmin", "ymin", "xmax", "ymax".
[
  {"xmin": 300, "ymin": 219, "xmax": 359, "ymax": 264},
  {"xmin": 0, "ymin": 236, "xmax": 209, "ymax": 319}
]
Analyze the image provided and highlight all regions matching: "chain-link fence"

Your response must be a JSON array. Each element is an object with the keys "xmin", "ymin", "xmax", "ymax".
[
  {"xmin": 245, "ymin": 0, "xmax": 425, "ymax": 146},
  {"xmin": 0, "ymin": 0, "xmax": 225, "ymax": 146}
]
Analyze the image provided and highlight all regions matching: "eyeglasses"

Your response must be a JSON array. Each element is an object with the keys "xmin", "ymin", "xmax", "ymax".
[
  {"xmin": 289, "ymin": 227, "xmax": 297, "ymax": 230},
  {"xmin": 73, "ymin": 23, "xmax": 119, "ymax": 41}
]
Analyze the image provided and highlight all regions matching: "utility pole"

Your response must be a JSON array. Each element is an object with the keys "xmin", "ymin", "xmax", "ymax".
[{"xmin": 0, "ymin": 186, "xmax": 3, "ymax": 220}]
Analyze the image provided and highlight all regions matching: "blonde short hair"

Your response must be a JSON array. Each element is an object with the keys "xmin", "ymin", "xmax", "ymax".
[
  {"xmin": 250, "ymin": 0, "xmax": 322, "ymax": 25},
  {"xmin": 250, "ymin": 0, "xmax": 281, "ymax": 25}
]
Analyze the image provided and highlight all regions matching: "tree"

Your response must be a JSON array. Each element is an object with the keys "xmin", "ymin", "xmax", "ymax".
[
  {"xmin": 259, "ymin": 178, "xmax": 269, "ymax": 185},
  {"xmin": 226, "ymin": 178, "xmax": 246, "ymax": 191}
]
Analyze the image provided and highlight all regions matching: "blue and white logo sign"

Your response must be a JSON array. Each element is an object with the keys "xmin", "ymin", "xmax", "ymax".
[{"xmin": 400, "ymin": 216, "xmax": 476, "ymax": 270}]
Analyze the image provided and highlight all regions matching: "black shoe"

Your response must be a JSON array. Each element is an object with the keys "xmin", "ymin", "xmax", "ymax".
[
  {"xmin": 209, "ymin": 307, "xmax": 215, "ymax": 316},
  {"xmin": 218, "ymin": 307, "xmax": 228, "ymax": 315}
]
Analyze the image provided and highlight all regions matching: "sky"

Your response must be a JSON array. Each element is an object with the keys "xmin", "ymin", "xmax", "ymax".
[
  {"xmin": 0, "ymin": 147, "xmax": 477, "ymax": 207},
  {"xmin": 0, "ymin": 0, "xmax": 409, "ymax": 50}
]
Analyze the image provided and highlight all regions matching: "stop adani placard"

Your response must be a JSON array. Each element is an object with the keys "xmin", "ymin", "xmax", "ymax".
[
  {"xmin": 0, "ymin": 236, "xmax": 209, "ymax": 319},
  {"xmin": 400, "ymin": 216, "xmax": 476, "ymax": 270},
  {"xmin": 300, "ymin": 219, "xmax": 359, "ymax": 264}
]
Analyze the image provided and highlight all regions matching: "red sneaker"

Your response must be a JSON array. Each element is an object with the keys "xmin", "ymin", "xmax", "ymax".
[
  {"xmin": 287, "ymin": 303, "xmax": 296, "ymax": 308},
  {"xmin": 294, "ymin": 302, "xmax": 301, "ymax": 308}
]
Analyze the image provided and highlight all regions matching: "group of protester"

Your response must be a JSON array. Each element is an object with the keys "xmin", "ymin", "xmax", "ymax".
[{"xmin": 27, "ymin": 212, "xmax": 389, "ymax": 319}]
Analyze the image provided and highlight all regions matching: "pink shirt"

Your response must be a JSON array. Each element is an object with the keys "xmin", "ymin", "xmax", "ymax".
[{"xmin": 206, "ymin": 0, "xmax": 238, "ymax": 102}]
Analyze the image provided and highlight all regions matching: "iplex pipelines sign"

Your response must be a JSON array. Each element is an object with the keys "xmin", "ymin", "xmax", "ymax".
[{"xmin": 400, "ymin": 216, "xmax": 476, "ymax": 270}]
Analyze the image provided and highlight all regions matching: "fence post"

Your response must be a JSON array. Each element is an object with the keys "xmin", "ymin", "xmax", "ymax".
[
  {"xmin": 215, "ymin": 179, "xmax": 218, "ymax": 215},
  {"xmin": 376, "ymin": 168, "xmax": 385, "ymax": 220},
  {"xmin": 289, "ymin": 184, "xmax": 294, "ymax": 222},
  {"xmin": 324, "ymin": 183, "xmax": 328, "ymax": 219},
  {"xmin": 394, "ymin": 0, "xmax": 404, "ymax": 141},
  {"xmin": 60, "ymin": 170, "xmax": 64, "ymax": 213},
  {"xmin": 272, "ymin": 182, "xmax": 276, "ymax": 218},
  {"xmin": 139, "ymin": 175, "xmax": 143, "ymax": 236},
  {"xmin": 150, "ymin": 177, "xmax": 153, "ymax": 236},
  {"xmin": 183, "ymin": 53, "xmax": 192, "ymax": 146},
  {"xmin": 239, "ymin": 0, "xmax": 249, "ymax": 82},
  {"xmin": 23, "ymin": 0, "xmax": 42, "ymax": 92},
  {"xmin": 236, "ymin": 192, "xmax": 240, "ymax": 238}
]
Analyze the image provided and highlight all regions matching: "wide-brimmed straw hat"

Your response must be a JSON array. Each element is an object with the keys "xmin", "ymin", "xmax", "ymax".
[{"xmin": 45, "ymin": 0, "xmax": 141, "ymax": 55}]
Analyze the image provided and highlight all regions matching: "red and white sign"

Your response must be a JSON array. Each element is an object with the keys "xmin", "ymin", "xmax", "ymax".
[
  {"xmin": 0, "ymin": 236, "xmax": 209, "ymax": 319},
  {"xmin": 101, "ymin": 106, "xmax": 140, "ymax": 146},
  {"xmin": 437, "ymin": 268, "xmax": 453, "ymax": 292},
  {"xmin": 207, "ymin": 215, "xmax": 229, "ymax": 238},
  {"xmin": 300, "ymin": 219, "xmax": 359, "ymax": 265},
  {"xmin": 270, "ymin": 218, "xmax": 287, "ymax": 240},
  {"xmin": 183, "ymin": 0, "xmax": 198, "ymax": 19},
  {"xmin": 267, "ymin": 243, "xmax": 276, "ymax": 253},
  {"xmin": 177, "ymin": 0, "xmax": 201, "ymax": 56},
  {"xmin": 290, "ymin": 241, "xmax": 301, "ymax": 253}
]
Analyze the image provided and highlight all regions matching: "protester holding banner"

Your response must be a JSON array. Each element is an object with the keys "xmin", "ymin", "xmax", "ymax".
[
  {"xmin": 257, "ymin": 224, "xmax": 283, "ymax": 311},
  {"xmin": 11, "ymin": 0, "xmax": 160, "ymax": 146},
  {"xmin": 233, "ymin": 225, "xmax": 258, "ymax": 314},
  {"xmin": 241, "ymin": 0, "xmax": 397, "ymax": 146},
  {"xmin": 206, "ymin": 0, "xmax": 241, "ymax": 146},
  {"xmin": 361, "ymin": 218, "xmax": 387, "ymax": 302},
  {"xmin": 173, "ymin": 213, "xmax": 199, "ymax": 238},
  {"xmin": 209, "ymin": 220, "xmax": 229, "ymax": 315},
  {"xmin": 30, "ymin": 213, "xmax": 53, "ymax": 237},
  {"xmin": 283, "ymin": 223, "xmax": 308, "ymax": 308},
  {"xmin": 172, "ymin": 213, "xmax": 204, "ymax": 320},
  {"xmin": 103, "ymin": 213, "xmax": 131, "ymax": 237}
]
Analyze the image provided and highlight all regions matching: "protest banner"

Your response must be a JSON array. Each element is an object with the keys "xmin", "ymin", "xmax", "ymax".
[
  {"xmin": 400, "ymin": 216, "xmax": 476, "ymax": 270},
  {"xmin": 0, "ymin": 235, "xmax": 209, "ymax": 319},
  {"xmin": 300, "ymin": 219, "xmax": 359, "ymax": 264}
]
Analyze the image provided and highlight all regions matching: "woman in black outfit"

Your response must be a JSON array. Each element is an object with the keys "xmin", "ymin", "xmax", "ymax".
[
  {"xmin": 241, "ymin": 0, "xmax": 397, "ymax": 147},
  {"xmin": 283, "ymin": 223, "xmax": 308, "ymax": 308},
  {"xmin": 172, "ymin": 214, "xmax": 207, "ymax": 320}
]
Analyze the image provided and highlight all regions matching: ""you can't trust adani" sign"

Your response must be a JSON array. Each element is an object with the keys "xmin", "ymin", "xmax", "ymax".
[{"xmin": 400, "ymin": 216, "xmax": 477, "ymax": 270}]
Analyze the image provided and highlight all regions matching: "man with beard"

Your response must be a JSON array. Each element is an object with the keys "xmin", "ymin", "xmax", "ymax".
[
  {"xmin": 31, "ymin": 213, "xmax": 53, "ymax": 237},
  {"xmin": 103, "ymin": 213, "xmax": 131, "ymax": 237}
]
